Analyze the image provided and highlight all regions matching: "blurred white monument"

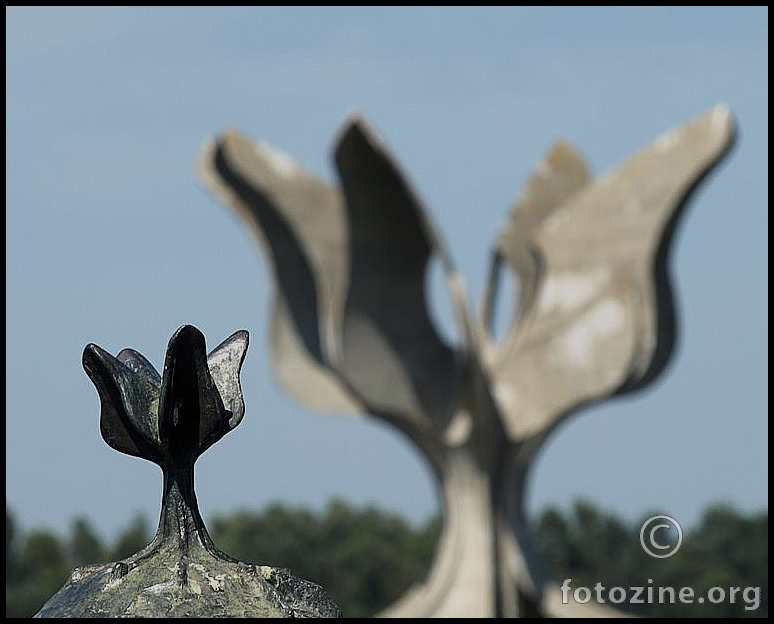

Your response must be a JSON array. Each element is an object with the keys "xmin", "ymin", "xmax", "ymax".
[{"xmin": 199, "ymin": 106, "xmax": 735, "ymax": 617}]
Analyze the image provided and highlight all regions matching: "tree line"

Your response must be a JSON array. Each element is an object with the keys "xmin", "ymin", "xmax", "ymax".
[{"xmin": 6, "ymin": 499, "xmax": 767, "ymax": 617}]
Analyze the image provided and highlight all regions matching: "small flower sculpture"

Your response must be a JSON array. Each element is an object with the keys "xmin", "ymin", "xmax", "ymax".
[
  {"xmin": 35, "ymin": 325, "xmax": 341, "ymax": 618},
  {"xmin": 199, "ymin": 106, "xmax": 735, "ymax": 617}
]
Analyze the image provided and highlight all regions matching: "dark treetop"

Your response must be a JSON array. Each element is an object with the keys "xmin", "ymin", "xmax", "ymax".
[{"xmin": 34, "ymin": 325, "xmax": 341, "ymax": 618}]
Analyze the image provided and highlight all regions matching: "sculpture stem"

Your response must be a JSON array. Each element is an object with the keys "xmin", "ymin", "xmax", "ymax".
[{"xmin": 158, "ymin": 465, "xmax": 212, "ymax": 561}]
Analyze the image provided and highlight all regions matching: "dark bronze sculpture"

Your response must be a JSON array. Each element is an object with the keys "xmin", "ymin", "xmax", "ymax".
[
  {"xmin": 35, "ymin": 325, "xmax": 341, "ymax": 618},
  {"xmin": 199, "ymin": 106, "xmax": 736, "ymax": 616}
]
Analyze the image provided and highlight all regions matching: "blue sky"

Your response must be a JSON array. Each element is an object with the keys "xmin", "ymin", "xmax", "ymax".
[{"xmin": 6, "ymin": 6, "xmax": 768, "ymax": 541}]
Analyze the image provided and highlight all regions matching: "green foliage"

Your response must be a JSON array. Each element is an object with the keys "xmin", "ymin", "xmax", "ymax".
[
  {"xmin": 531, "ymin": 501, "xmax": 767, "ymax": 617},
  {"xmin": 108, "ymin": 514, "xmax": 150, "ymax": 561},
  {"xmin": 209, "ymin": 498, "xmax": 440, "ymax": 617},
  {"xmin": 69, "ymin": 518, "xmax": 105, "ymax": 567},
  {"xmin": 6, "ymin": 500, "xmax": 767, "ymax": 618},
  {"xmin": 5, "ymin": 508, "xmax": 152, "ymax": 618}
]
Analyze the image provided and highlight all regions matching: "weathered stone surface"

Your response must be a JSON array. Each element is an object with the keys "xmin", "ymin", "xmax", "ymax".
[
  {"xmin": 35, "ymin": 326, "xmax": 341, "ymax": 618},
  {"xmin": 34, "ymin": 553, "xmax": 339, "ymax": 618},
  {"xmin": 198, "ymin": 107, "xmax": 735, "ymax": 616}
]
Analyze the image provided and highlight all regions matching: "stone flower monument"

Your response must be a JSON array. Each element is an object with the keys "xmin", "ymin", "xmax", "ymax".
[
  {"xmin": 35, "ymin": 325, "xmax": 341, "ymax": 618},
  {"xmin": 198, "ymin": 105, "xmax": 735, "ymax": 617}
]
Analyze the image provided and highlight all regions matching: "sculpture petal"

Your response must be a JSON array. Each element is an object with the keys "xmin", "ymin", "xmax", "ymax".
[
  {"xmin": 487, "ymin": 105, "xmax": 736, "ymax": 439},
  {"xmin": 198, "ymin": 131, "xmax": 361, "ymax": 415},
  {"xmin": 207, "ymin": 329, "xmax": 249, "ymax": 429},
  {"xmin": 82, "ymin": 344, "xmax": 163, "ymax": 462},
  {"xmin": 481, "ymin": 140, "xmax": 591, "ymax": 335},
  {"xmin": 158, "ymin": 325, "xmax": 229, "ymax": 459},
  {"xmin": 117, "ymin": 348, "xmax": 161, "ymax": 384},
  {"xmin": 333, "ymin": 117, "xmax": 470, "ymax": 435}
]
